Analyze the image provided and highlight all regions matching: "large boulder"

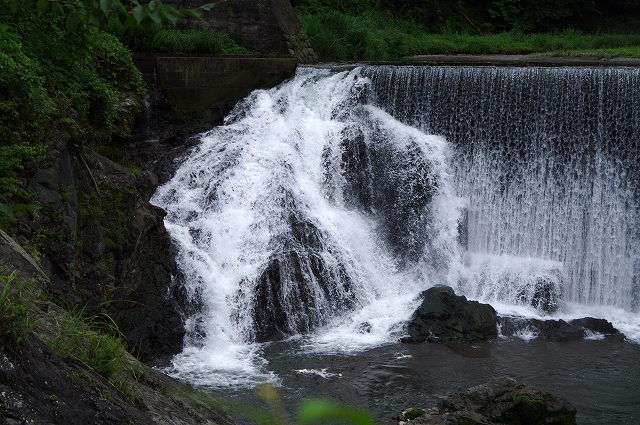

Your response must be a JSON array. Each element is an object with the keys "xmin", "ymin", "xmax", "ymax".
[
  {"xmin": 248, "ymin": 211, "xmax": 357, "ymax": 342},
  {"xmin": 398, "ymin": 377, "xmax": 577, "ymax": 425},
  {"xmin": 403, "ymin": 285, "xmax": 498, "ymax": 343}
]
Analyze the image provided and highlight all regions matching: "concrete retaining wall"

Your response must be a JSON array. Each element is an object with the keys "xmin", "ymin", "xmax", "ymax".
[{"xmin": 134, "ymin": 55, "xmax": 298, "ymax": 109}]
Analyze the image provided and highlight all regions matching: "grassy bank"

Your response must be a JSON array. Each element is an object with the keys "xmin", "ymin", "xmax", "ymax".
[
  {"xmin": 105, "ymin": 22, "xmax": 258, "ymax": 55},
  {"xmin": 298, "ymin": 10, "xmax": 640, "ymax": 61}
]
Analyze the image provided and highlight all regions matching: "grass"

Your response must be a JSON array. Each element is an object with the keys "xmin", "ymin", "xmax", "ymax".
[
  {"xmin": 46, "ymin": 307, "xmax": 142, "ymax": 401},
  {"xmin": 298, "ymin": 10, "xmax": 640, "ymax": 61},
  {"xmin": 0, "ymin": 268, "xmax": 36, "ymax": 345},
  {"xmin": 105, "ymin": 22, "xmax": 258, "ymax": 55}
]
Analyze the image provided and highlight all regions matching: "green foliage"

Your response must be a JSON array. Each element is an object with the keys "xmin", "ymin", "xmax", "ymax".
[
  {"xmin": 0, "ymin": 268, "xmax": 36, "ymax": 345},
  {"xmin": 0, "ymin": 25, "xmax": 54, "ymax": 145},
  {"xmin": 46, "ymin": 306, "xmax": 143, "ymax": 400},
  {"xmin": 0, "ymin": 143, "xmax": 46, "ymax": 204},
  {"xmin": 2, "ymin": 0, "xmax": 218, "ymax": 32},
  {"xmin": 105, "ymin": 21, "xmax": 258, "ymax": 55},
  {"xmin": 402, "ymin": 408, "xmax": 424, "ymax": 421},
  {"xmin": 297, "ymin": 399, "xmax": 376, "ymax": 425},
  {"xmin": 294, "ymin": 0, "xmax": 640, "ymax": 34},
  {"xmin": 0, "ymin": 2, "xmax": 147, "ymax": 231},
  {"xmin": 299, "ymin": 9, "xmax": 640, "ymax": 61}
]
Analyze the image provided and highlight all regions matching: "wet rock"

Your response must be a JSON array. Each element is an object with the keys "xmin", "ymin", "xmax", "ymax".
[
  {"xmin": 499, "ymin": 316, "xmax": 624, "ymax": 342},
  {"xmin": 0, "ymin": 335, "xmax": 152, "ymax": 425},
  {"xmin": 398, "ymin": 377, "xmax": 577, "ymax": 425},
  {"xmin": 517, "ymin": 275, "xmax": 559, "ymax": 313},
  {"xmin": 0, "ymin": 229, "xmax": 49, "ymax": 287},
  {"xmin": 570, "ymin": 317, "xmax": 625, "ymax": 341},
  {"xmin": 248, "ymin": 212, "xmax": 357, "ymax": 343},
  {"xmin": 403, "ymin": 285, "xmax": 498, "ymax": 343},
  {"xmin": 356, "ymin": 322, "xmax": 372, "ymax": 334},
  {"xmin": 370, "ymin": 138, "xmax": 438, "ymax": 264}
]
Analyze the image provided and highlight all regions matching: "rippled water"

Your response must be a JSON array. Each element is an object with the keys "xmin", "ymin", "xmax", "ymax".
[{"xmin": 225, "ymin": 338, "xmax": 640, "ymax": 425}]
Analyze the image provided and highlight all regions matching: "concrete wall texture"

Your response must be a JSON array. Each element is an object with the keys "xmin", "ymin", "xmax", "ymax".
[
  {"xmin": 155, "ymin": 56, "xmax": 298, "ymax": 109},
  {"xmin": 134, "ymin": 0, "xmax": 315, "ymax": 110}
]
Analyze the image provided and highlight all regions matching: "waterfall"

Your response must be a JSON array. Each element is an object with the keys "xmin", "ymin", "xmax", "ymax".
[
  {"xmin": 364, "ymin": 66, "xmax": 640, "ymax": 311},
  {"xmin": 152, "ymin": 67, "xmax": 464, "ymax": 386},
  {"xmin": 152, "ymin": 65, "xmax": 640, "ymax": 387}
]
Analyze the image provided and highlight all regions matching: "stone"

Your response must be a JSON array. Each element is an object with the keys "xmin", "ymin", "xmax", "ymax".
[
  {"xmin": 0, "ymin": 332, "xmax": 238, "ymax": 425},
  {"xmin": 517, "ymin": 275, "xmax": 559, "ymax": 313},
  {"xmin": 403, "ymin": 285, "xmax": 498, "ymax": 343},
  {"xmin": 499, "ymin": 316, "xmax": 623, "ymax": 342},
  {"xmin": 248, "ymin": 212, "xmax": 357, "ymax": 342},
  {"xmin": 399, "ymin": 377, "xmax": 577, "ymax": 425},
  {"xmin": 0, "ymin": 229, "xmax": 49, "ymax": 287},
  {"xmin": 27, "ymin": 148, "xmax": 184, "ymax": 360}
]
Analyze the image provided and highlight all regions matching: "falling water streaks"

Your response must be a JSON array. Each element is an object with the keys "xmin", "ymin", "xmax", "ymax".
[{"xmin": 152, "ymin": 65, "xmax": 640, "ymax": 388}]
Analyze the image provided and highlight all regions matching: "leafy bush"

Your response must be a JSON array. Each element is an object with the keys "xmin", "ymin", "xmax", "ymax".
[
  {"xmin": 294, "ymin": 0, "xmax": 640, "ymax": 34},
  {"xmin": 299, "ymin": 9, "xmax": 640, "ymax": 61},
  {"xmin": 0, "ymin": 4, "xmax": 146, "ymax": 231}
]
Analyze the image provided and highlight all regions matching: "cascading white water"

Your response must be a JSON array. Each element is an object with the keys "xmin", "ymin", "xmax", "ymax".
[
  {"xmin": 364, "ymin": 66, "xmax": 640, "ymax": 312},
  {"xmin": 152, "ymin": 67, "xmax": 464, "ymax": 386},
  {"xmin": 153, "ymin": 65, "xmax": 640, "ymax": 387}
]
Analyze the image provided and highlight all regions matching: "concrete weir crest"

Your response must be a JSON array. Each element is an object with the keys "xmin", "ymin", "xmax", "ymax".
[{"xmin": 133, "ymin": 0, "xmax": 315, "ymax": 109}]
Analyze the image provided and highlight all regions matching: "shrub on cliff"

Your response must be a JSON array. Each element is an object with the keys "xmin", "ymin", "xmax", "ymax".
[{"xmin": 0, "ymin": 3, "xmax": 147, "ymax": 230}]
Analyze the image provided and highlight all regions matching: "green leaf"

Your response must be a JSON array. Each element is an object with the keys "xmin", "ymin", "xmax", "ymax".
[
  {"xmin": 0, "ymin": 204, "xmax": 13, "ymax": 219},
  {"xmin": 9, "ymin": 0, "xmax": 20, "ymax": 14},
  {"xmin": 100, "ymin": 0, "xmax": 112, "ymax": 16},
  {"xmin": 132, "ymin": 5, "xmax": 145, "ymax": 24},
  {"xmin": 179, "ymin": 8, "xmax": 204, "ymax": 20},
  {"xmin": 297, "ymin": 399, "xmax": 376, "ymax": 425},
  {"xmin": 11, "ymin": 204, "xmax": 41, "ymax": 214},
  {"xmin": 200, "ymin": 3, "xmax": 215, "ymax": 11},
  {"xmin": 36, "ymin": 0, "xmax": 45, "ymax": 17},
  {"xmin": 162, "ymin": 9, "xmax": 178, "ymax": 25},
  {"xmin": 52, "ymin": 4, "xmax": 63, "ymax": 20},
  {"xmin": 66, "ymin": 14, "xmax": 84, "ymax": 33}
]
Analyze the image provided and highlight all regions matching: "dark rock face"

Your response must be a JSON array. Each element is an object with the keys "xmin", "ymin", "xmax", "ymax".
[
  {"xmin": 399, "ymin": 377, "xmax": 577, "ymax": 425},
  {"xmin": 403, "ymin": 285, "xmax": 498, "ymax": 343},
  {"xmin": 0, "ymin": 336, "xmax": 152, "ymax": 425},
  {"xmin": 517, "ymin": 275, "xmax": 560, "ymax": 313},
  {"xmin": 0, "ymin": 229, "xmax": 49, "ymax": 287},
  {"xmin": 499, "ymin": 316, "xmax": 624, "ymax": 342},
  {"xmin": 337, "ymin": 121, "xmax": 440, "ymax": 266},
  {"xmin": 249, "ymin": 213, "xmax": 357, "ymax": 342},
  {"xmin": 25, "ymin": 148, "xmax": 183, "ymax": 360},
  {"xmin": 369, "ymin": 138, "xmax": 438, "ymax": 264}
]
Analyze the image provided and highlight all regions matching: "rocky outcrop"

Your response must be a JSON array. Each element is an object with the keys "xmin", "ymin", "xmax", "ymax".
[
  {"xmin": 248, "ymin": 210, "xmax": 357, "ymax": 342},
  {"xmin": 403, "ymin": 286, "xmax": 498, "ymax": 343},
  {"xmin": 0, "ymin": 233, "xmax": 236, "ymax": 425},
  {"xmin": 398, "ymin": 377, "xmax": 577, "ymax": 425},
  {"xmin": 0, "ymin": 229, "xmax": 49, "ymax": 286},
  {"xmin": 499, "ymin": 316, "xmax": 624, "ymax": 342},
  {"xmin": 23, "ymin": 147, "xmax": 183, "ymax": 360}
]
